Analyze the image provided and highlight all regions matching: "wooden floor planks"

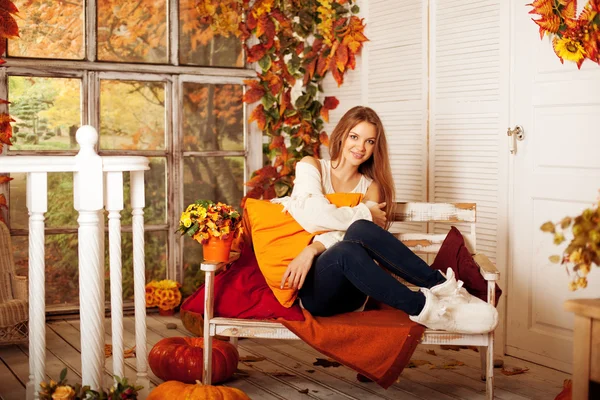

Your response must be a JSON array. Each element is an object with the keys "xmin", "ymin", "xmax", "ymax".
[{"xmin": 0, "ymin": 314, "xmax": 570, "ymax": 400}]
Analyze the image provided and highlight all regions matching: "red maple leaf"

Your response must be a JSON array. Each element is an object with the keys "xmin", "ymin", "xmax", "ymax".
[
  {"xmin": 248, "ymin": 104, "xmax": 267, "ymax": 130},
  {"xmin": 242, "ymin": 79, "xmax": 265, "ymax": 104},
  {"xmin": 320, "ymin": 96, "xmax": 339, "ymax": 122},
  {"xmin": 0, "ymin": 9, "xmax": 19, "ymax": 39},
  {"xmin": 0, "ymin": 0, "xmax": 18, "ymax": 14}
]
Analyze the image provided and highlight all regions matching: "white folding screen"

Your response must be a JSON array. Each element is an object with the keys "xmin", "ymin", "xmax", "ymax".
[
  {"xmin": 321, "ymin": 0, "xmax": 504, "ymax": 261},
  {"xmin": 429, "ymin": 0, "xmax": 504, "ymax": 261}
]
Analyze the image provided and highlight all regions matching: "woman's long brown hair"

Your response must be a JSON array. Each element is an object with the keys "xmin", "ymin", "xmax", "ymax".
[{"xmin": 328, "ymin": 106, "xmax": 395, "ymax": 229}]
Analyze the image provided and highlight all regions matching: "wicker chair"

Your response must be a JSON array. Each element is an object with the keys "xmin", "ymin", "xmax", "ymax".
[{"xmin": 0, "ymin": 221, "xmax": 28, "ymax": 345}]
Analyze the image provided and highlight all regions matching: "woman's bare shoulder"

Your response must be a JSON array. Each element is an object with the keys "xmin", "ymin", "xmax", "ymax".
[{"xmin": 364, "ymin": 180, "xmax": 381, "ymax": 202}]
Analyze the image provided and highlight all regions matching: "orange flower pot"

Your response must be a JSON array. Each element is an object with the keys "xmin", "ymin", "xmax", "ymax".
[{"xmin": 203, "ymin": 235, "xmax": 234, "ymax": 263}]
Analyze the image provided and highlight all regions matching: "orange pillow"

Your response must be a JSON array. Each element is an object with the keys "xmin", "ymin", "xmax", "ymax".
[{"xmin": 245, "ymin": 193, "xmax": 363, "ymax": 308}]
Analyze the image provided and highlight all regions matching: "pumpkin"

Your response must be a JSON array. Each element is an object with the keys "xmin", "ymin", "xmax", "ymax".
[
  {"xmin": 148, "ymin": 337, "xmax": 239, "ymax": 384},
  {"xmin": 147, "ymin": 381, "xmax": 251, "ymax": 400}
]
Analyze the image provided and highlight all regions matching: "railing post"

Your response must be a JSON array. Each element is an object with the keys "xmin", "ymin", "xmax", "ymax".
[
  {"xmin": 26, "ymin": 172, "xmax": 47, "ymax": 400},
  {"xmin": 105, "ymin": 171, "xmax": 124, "ymax": 380},
  {"xmin": 74, "ymin": 126, "xmax": 105, "ymax": 390},
  {"xmin": 131, "ymin": 170, "xmax": 149, "ymax": 397}
]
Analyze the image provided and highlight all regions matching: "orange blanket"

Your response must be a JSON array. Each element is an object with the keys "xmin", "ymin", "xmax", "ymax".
[{"xmin": 280, "ymin": 304, "xmax": 425, "ymax": 389}]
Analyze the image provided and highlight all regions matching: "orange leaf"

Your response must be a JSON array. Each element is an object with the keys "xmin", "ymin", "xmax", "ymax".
[
  {"xmin": 335, "ymin": 44, "xmax": 349, "ymax": 73},
  {"xmin": 0, "ymin": 176, "xmax": 13, "ymax": 184},
  {"xmin": 248, "ymin": 104, "xmax": 267, "ymax": 130},
  {"xmin": 319, "ymin": 131, "xmax": 329, "ymax": 147},
  {"xmin": 269, "ymin": 134, "xmax": 285, "ymax": 151},
  {"xmin": 0, "ymin": 10, "xmax": 19, "ymax": 38},
  {"xmin": 0, "ymin": 98, "xmax": 9, "ymax": 105},
  {"xmin": 330, "ymin": 62, "xmax": 344, "ymax": 86},
  {"xmin": 320, "ymin": 96, "xmax": 339, "ymax": 122},
  {"xmin": 247, "ymin": 43, "xmax": 267, "ymax": 63},
  {"xmin": 0, "ymin": 0, "xmax": 18, "ymax": 14},
  {"xmin": 243, "ymin": 85, "xmax": 265, "ymax": 104}
]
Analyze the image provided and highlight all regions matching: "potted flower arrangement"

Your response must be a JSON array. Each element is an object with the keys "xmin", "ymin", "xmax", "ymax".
[
  {"xmin": 39, "ymin": 368, "xmax": 142, "ymax": 399},
  {"xmin": 178, "ymin": 199, "xmax": 243, "ymax": 262},
  {"xmin": 145, "ymin": 279, "xmax": 182, "ymax": 316},
  {"xmin": 541, "ymin": 195, "xmax": 600, "ymax": 290}
]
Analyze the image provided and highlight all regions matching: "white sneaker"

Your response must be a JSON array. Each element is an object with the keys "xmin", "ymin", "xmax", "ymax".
[
  {"xmin": 409, "ymin": 288, "xmax": 498, "ymax": 334},
  {"xmin": 431, "ymin": 268, "xmax": 484, "ymax": 305}
]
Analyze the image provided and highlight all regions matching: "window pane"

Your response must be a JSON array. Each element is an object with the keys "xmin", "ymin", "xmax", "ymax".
[
  {"xmin": 182, "ymin": 236, "xmax": 204, "ymax": 297},
  {"xmin": 121, "ymin": 158, "xmax": 167, "ymax": 226},
  {"xmin": 98, "ymin": 0, "xmax": 167, "ymax": 63},
  {"xmin": 110, "ymin": 231, "xmax": 167, "ymax": 302},
  {"xmin": 12, "ymin": 234, "xmax": 80, "ymax": 308},
  {"xmin": 179, "ymin": 0, "xmax": 243, "ymax": 67},
  {"xmin": 9, "ymin": 77, "xmax": 81, "ymax": 151},
  {"xmin": 100, "ymin": 80, "xmax": 165, "ymax": 150},
  {"xmin": 183, "ymin": 156, "xmax": 244, "ymax": 210},
  {"xmin": 10, "ymin": 172, "xmax": 78, "ymax": 230},
  {"xmin": 182, "ymin": 83, "xmax": 244, "ymax": 151},
  {"xmin": 8, "ymin": 0, "xmax": 84, "ymax": 59}
]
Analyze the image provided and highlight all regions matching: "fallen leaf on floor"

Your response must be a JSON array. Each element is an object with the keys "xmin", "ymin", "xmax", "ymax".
[
  {"xmin": 313, "ymin": 358, "xmax": 341, "ymax": 368},
  {"xmin": 270, "ymin": 372, "xmax": 295, "ymax": 377},
  {"xmin": 407, "ymin": 360, "xmax": 432, "ymax": 368},
  {"xmin": 124, "ymin": 346, "xmax": 136, "ymax": 359},
  {"xmin": 298, "ymin": 388, "xmax": 309, "ymax": 394},
  {"xmin": 431, "ymin": 360, "xmax": 465, "ymax": 369},
  {"xmin": 104, "ymin": 344, "xmax": 135, "ymax": 359},
  {"xmin": 234, "ymin": 369, "xmax": 250, "ymax": 377},
  {"xmin": 501, "ymin": 366, "xmax": 529, "ymax": 376},
  {"xmin": 426, "ymin": 349, "xmax": 437, "ymax": 356},
  {"xmin": 166, "ymin": 323, "xmax": 177, "ymax": 329},
  {"xmin": 305, "ymin": 369, "xmax": 315, "ymax": 373},
  {"xmin": 240, "ymin": 355, "xmax": 266, "ymax": 363}
]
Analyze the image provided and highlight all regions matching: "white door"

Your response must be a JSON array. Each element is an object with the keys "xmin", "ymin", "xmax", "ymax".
[{"xmin": 507, "ymin": 0, "xmax": 600, "ymax": 372}]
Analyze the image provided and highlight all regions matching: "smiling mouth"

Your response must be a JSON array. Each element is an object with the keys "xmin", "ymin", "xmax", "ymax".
[{"xmin": 351, "ymin": 151, "xmax": 365, "ymax": 159}]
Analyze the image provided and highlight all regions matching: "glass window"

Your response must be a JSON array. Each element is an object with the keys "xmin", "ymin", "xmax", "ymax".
[
  {"xmin": 8, "ymin": 0, "xmax": 85, "ymax": 60},
  {"xmin": 183, "ymin": 83, "xmax": 244, "ymax": 151},
  {"xmin": 100, "ymin": 80, "xmax": 166, "ymax": 150},
  {"xmin": 8, "ymin": 76, "xmax": 81, "ymax": 151},
  {"xmin": 179, "ymin": 0, "xmax": 243, "ymax": 67},
  {"xmin": 97, "ymin": 0, "xmax": 168, "ymax": 63},
  {"xmin": 183, "ymin": 156, "xmax": 244, "ymax": 209}
]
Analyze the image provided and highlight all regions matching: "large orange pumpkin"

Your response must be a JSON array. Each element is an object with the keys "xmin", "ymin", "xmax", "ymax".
[
  {"xmin": 147, "ymin": 381, "xmax": 251, "ymax": 400},
  {"xmin": 148, "ymin": 337, "xmax": 239, "ymax": 384}
]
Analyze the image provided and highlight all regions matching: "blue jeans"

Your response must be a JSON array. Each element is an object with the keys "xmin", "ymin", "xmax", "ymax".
[{"xmin": 298, "ymin": 220, "xmax": 446, "ymax": 317}]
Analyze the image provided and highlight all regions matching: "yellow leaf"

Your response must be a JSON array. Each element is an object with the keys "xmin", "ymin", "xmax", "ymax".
[{"xmin": 549, "ymin": 255, "xmax": 561, "ymax": 264}]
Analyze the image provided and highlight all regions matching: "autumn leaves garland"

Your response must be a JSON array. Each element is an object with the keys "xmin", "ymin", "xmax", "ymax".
[
  {"xmin": 197, "ymin": 0, "xmax": 367, "ymax": 200},
  {"xmin": 0, "ymin": 0, "xmax": 18, "ymax": 222},
  {"xmin": 529, "ymin": 0, "xmax": 600, "ymax": 68}
]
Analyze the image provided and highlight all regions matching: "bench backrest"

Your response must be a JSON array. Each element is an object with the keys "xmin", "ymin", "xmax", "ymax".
[{"xmin": 391, "ymin": 202, "xmax": 476, "ymax": 255}]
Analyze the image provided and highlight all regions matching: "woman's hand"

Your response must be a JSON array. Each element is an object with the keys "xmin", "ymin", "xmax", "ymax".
[
  {"xmin": 369, "ymin": 202, "xmax": 387, "ymax": 228},
  {"xmin": 281, "ymin": 243, "xmax": 322, "ymax": 290}
]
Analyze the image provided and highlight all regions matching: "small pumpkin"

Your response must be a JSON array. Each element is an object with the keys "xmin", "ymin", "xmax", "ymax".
[
  {"xmin": 147, "ymin": 381, "xmax": 251, "ymax": 400},
  {"xmin": 149, "ymin": 337, "xmax": 239, "ymax": 384}
]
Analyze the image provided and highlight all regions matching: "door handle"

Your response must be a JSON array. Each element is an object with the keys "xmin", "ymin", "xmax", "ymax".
[{"xmin": 507, "ymin": 125, "xmax": 524, "ymax": 154}]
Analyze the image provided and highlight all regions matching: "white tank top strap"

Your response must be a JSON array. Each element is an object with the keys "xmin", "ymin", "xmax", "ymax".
[{"xmin": 319, "ymin": 159, "xmax": 372, "ymax": 195}]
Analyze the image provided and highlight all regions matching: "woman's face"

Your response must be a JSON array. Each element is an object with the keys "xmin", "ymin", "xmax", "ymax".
[{"xmin": 341, "ymin": 121, "xmax": 377, "ymax": 167}]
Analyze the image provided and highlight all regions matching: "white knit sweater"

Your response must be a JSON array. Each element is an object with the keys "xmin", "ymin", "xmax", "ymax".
[{"xmin": 271, "ymin": 161, "xmax": 375, "ymax": 249}]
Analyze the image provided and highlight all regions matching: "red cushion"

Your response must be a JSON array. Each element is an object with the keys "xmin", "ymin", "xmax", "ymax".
[
  {"xmin": 430, "ymin": 226, "xmax": 502, "ymax": 305},
  {"xmin": 180, "ymin": 243, "xmax": 305, "ymax": 322}
]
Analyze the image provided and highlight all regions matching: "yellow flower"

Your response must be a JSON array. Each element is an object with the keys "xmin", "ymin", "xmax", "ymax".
[
  {"xmin": 569, "ymin": 248, "xmax": 583, "ymax": 264},
  {"xmin": 553, "ymin": 37, "xmax": 586, "ymax": 64},
  {"xmin": 52, "ymin": 386, "xmax": 76, "ymax": 400}
]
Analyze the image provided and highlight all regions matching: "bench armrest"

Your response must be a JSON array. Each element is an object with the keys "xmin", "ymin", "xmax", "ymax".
[{"xmin": 473, "ymin": 253, "xmax": 500, "ymax": 281}]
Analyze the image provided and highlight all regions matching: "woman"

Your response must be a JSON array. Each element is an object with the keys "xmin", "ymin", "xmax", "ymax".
[{"xmin": 276, "ymin": 106, "xmax": 498, "ymax": 334}]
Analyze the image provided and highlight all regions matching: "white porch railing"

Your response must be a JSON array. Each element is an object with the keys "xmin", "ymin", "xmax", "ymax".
[{"xmin": 0, "ymin": 126, "xmax": 150, "ymax": 399}]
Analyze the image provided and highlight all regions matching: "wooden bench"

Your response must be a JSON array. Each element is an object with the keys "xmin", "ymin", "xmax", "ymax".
[{"xmin": 200, "ymin": 202, "xmax": 500, "ymax": 399}]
